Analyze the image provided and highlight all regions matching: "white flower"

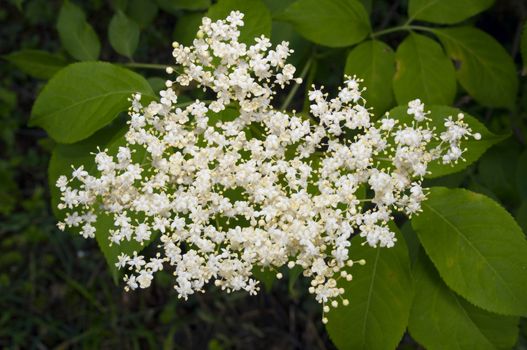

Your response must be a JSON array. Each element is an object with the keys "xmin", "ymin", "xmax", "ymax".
[
  {"xmin": 407, "ymin": 98, "xmax": 426, "ymax": 121},
  {"xmin": 137, "ymin": 270, "xmax": 153, "ymax": 288},
  {"xmin": 116, "ymin": 253, "xmax": 130, "ymax": 269},
  {"xmin": 55, "ymin": 11, "xmax": 479, "ymax": 316},
  {"xmin": 56, "ymin": 175, "xmax": 68, "ymax": 190}
]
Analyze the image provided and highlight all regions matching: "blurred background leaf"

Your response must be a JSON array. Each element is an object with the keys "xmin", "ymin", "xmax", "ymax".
[
  {"xmin": 277, "ymin": 0, "xmax": 371, "ymax": 47},
  {"xmin": 57, "ymin": 1, "xmax": 100, "ymax": 61},
  {"xmin": 2, "ymin": 50, "xmax": 67, "ymax": 79},
  {"xmin": 344, "ymin": 40, "xmax": 395, "ymax": 115},
  {"xmin": 108, "ymin": 11, "xmax": 140, "ymax": 58},
  {"xmin": 157, "ymin": 0, "xmax": 211, "ymax": 12},
  {"xmin": 435, "ymin": 27, "xmax": 518, "ymax": 109},
  {"xmin": 412, "ymin": 187, "xmax": 527, "ymax": 316},
  {"xmin": 408, "ymin": 0, "xmax": 494, "ymax": 24},
  {"xmin": 126, "ymin": 0, "xmax": 158, "ymax": 28}
]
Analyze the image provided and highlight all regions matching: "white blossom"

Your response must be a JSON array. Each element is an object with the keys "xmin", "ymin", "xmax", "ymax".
[{"xmin": 56, "ymin": 12, "xmax": 479, "ymax": 317}]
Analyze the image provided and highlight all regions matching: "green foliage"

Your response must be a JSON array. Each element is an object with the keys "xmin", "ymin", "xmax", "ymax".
[
  {"xmin": 344, "ymin": 40, "xmax": 395, "ymax": 115},
  {"xmin": 434, "ymin": 27, "xmax": 518, "ymax": 109},
  {"xmin": 269, "ymin": 20, "xmax": 310, "ymax": 66},
  {"xmin": 358, "ymin": 0, "xmax": 372, "ymax": 14},
  {"xmin": 262, "ymin": 0, "xmax": 296, "ymax": 16},
  {"xmin": 110, "ymin": 0, "xmax": 128, "ymax": 11},
  {"xmin": 126, "ymin": 0, "xmax": 158, "ymax": 28},
  {"xmin": 157, "ymin": 0, "xmax": 211, "ymax": 12},
  {"xmin": 30, "ymin": 62, "xmax": 154, "ymax": 144},
  {"xmin": 393, "ymin": 33, "xmax": 456, "ymax": 105},
  {"xmin": 477, "ymin": 146, "xmax": 520, "ymax": 202},
  {"xmin": 207, "ymin": 0, "xmax": 272, "ymax": 44},
  {"xmin": 108, "ymin": 11, "xmax": 140, "ymax": 58},
  {"xmin": 277, "ymin": 0, "xmax": 371, "ymax": 47},
  {"xmin": 389, "ymin": 105, "xmax": 506, "ymax": 178},
  {"xmin": 147, "ymin": 76, "xmax": 167, "ymax": 93},
  {"xmin": 326, "ymin": 225, "xmax": 413, "ymax": 350},
  {"xmin": 57, "ymin": 1, "xmax": 101, "ymax": 61},
  {"xmin": 408, "ymin": 0, "xmax": 494, "ymax": 24},
  {"xmin": 173, "ymin": 12, "xmax": 206, "ymax": 45},
  {"xmin": 2, "ymin": 50, "xmax": 67, "ymax": 79},
  {"xmin": 412, "ymin": 187, "xmax": 527, "ymax": 316},
  {"xmin": 409, "ymin": 251, "xmax": 519, "ymax": 350}
]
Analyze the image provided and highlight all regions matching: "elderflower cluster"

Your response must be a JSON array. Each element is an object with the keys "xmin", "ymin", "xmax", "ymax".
[{"xmin": 55, "ymin": 11, "xmax": 480, "ymax": 318}]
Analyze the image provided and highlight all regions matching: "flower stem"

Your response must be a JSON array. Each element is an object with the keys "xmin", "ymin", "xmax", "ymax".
[
  {"xmin": 122, "ymin": 62, "xmax": 170, "ymax": 70},
  {"xmin": 370, "ymin": 24, "xmax": 436, "ymax": 38},
  {"xmin": 280, "ymin": 57, "xmax": 314, "ymax": 111}
]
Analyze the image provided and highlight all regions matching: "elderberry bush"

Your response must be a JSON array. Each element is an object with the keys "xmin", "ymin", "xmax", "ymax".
[{"xmin": 55, "ymin": 12, "xmax": 479, "ymax": 322}]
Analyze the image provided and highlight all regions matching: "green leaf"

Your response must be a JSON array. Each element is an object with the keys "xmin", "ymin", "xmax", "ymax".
[
  {"xmin": 466, "ymin": 177, "xmax": 499, "ymax": 203},
  {"xmin": 408, "ymin": 0, "xmax": 494, "ymax": 24},
  {"xmin": 270, "ymin": 21, "xmax": 310, "ymax": 66},
  {"xmin": 345, "ymin": 40, "xmax": 395, "ymax": 115},
  {"xmin": 326, "ymin": 224, "xmax": 413, "ymax": 350},
  {"xmin": 2, "ymin": 50, "xmax": 67, "ymax": 80},
  {"xmin": 108, "ymin": 11, "xmax": 140, "ymax": 58},
  {"xmin": 411, "ymin": 187, "xmax": 527, "ymax": 316},
  {"xmin": 477, "ymin": 145, "xmax": 520, "ymax": 203},
  {"xmin": 127, "ymin": 0, "xmax": 158, "ymax": 28},
  {"xmin": 110, "ymin": 0, "xmax": 129, "ymax": 11},
  {"xmin": 57, "ymin": 1, "xmax": 101, "ymax": 61},
  {"xmin": 393, "ymin": 33, "xmax": 456, "ymax": 105},
  {"xmin": 30, "ymin": 62, "xmax": 155, "ymax": 144},
  {"xmin": 207, "ymin": 0, "xmax": 272, "ymax": 44},
  {"xmin": 389, "ymin": 105, "xmax": 506, "ymax": 178},
  {"xmin": 409, "ymin": 251, "xmax": 519, "ymax": 350},
  {"xmin": 157, "ymin": 0, "xmax": 210, "ymax": 13},
  {"xmin": 252, "ymin": 267, "xmax": 276, "ymax": 292},
  {"xmin": 173, "ymin": 11, "xmax": 203, "ymax": 46},
  {"xmin": 516, "ymin": 201, "xmax": 527, "ymax": 235},
  {"xmin": 277, "ymin": 0, "xmax": 371, "ymax": 48},
  {"xmin": 401, "ymin": 221, "xmax": 421, "ymax": 266},
  {"xmin": 358, "ymin": 0, "xmax": 372, "ymax": 13},
  {"xmin": 434, "ymin": 27, "xmax": 518, "ymax": 109},
  {"xmin": 48, "ymin": 122, "xmax": 151, "ymax": 279},
  {"xmin": 262, "ymin": 0, "xmax": 296, "ymax": 15},
  {"xmin": 147, "ymin": 77, "xmax": 166, "ymax": 93}
]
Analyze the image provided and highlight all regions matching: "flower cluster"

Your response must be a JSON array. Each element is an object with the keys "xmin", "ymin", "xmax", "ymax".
[{"xmin": 56, "ymin": 11, "xmax": 479, "ymax": 322}]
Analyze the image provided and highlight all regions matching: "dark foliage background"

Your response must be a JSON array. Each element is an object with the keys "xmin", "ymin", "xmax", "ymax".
[{"xmin": 1, "ymin": 0, "xmax": 526, "ymax": 349}]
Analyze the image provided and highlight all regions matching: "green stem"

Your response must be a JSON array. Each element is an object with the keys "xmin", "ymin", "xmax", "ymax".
[
  {"xmin": 370, "ymin": 24, "xmax": 436, "ymax": 38},
  {"xmin": 407, "ymin": 25, "xmax": 437, "ymax": 33},
  {"xmin": 371, "ymin": 25, "xmax": 411, "ymax": 38},
  {"xmin": 121, "ymin": 62, "xmax": 170, "ymax": 70},
  {"xmin": 280, "ymin": 57, "xmax": 314, "ymax": 111},
  {"xmin": 302, "ymin": 58, "xmax": 318, "ymax": 113}
]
